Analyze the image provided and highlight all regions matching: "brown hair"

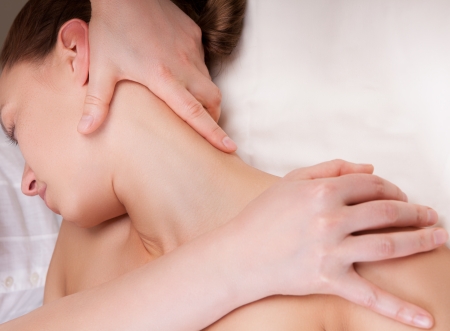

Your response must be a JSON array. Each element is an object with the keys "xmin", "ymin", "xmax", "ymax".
[{"xmin": 0, "ymin": 0, "xmax": 246, "ymax": 70}]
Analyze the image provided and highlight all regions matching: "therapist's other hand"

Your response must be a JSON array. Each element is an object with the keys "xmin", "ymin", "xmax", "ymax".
[
  {"xmin": 231, "ymin": 159, "xmax": 445, "ymax": 329},
  {"xmin": 82, "ymin": 0, "xmax": 236, "ymax": 152}
]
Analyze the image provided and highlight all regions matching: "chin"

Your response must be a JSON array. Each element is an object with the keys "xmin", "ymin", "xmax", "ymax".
[
  {"xmin": 61, "ymin": 207, "xmax": 115, "ymax": 229},
  {"xmin": 42, "ymin": 197, "xmax": 60, "ymax": 215},
  {"xmin": 57, "ymin": 201, "xmax": 95, "ymax": 228},
  {"xmin": 63, "ymin": 213, "xmax": 101, "ymax": 229},
  {"xmin": 57, "ymin": 193, "xmax": 126, "ymax": 228}
]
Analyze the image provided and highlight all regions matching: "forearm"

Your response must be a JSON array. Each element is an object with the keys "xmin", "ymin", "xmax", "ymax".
[{"xmin": 1, "ymin": 220, "xmax": 254, "ymax": 331}]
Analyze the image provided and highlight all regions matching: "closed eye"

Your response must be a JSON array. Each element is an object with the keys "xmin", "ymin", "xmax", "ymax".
[{"xmin": 5, "ymin": 124, "xmax": 18, "ymax": 146}]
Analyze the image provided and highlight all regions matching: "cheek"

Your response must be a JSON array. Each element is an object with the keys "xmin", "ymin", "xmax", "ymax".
[
  {"xmin": 17, "ymin": 103, "xmax": 78, "ymax": 175},
  {"xmin": 14, "ymin": 85, "xmax": 123, "ymax": 226},
  {"xmin": 17, "ymin": 125, "xmax": 66, "ymax": 181}
]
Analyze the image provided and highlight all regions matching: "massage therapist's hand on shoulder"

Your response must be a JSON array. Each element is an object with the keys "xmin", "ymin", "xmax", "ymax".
[
  {"xmin": 229, "ymin": 160, "xmax": 446, "ymax": 329},
  {"xmin": 82, "ymin": 0, "xmax": 236, "ymax": 152}
]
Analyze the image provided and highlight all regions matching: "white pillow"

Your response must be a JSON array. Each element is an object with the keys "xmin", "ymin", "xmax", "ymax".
[
  {"xmin": 0, "ymin": 141, "xmax": 61, "ymax": 322},
  {"xmin": 215, "ymin": 0, "xmax": 450, "ymax": 235}
]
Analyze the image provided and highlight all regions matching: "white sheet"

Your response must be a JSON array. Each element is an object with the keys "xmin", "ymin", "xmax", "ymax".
[{"xmin": 215, "ymin": 0, "xmax": 450, "ymax": 236}]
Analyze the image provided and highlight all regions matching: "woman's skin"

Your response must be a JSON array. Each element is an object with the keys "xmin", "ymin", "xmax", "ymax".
[
  {"xmin": 48, "ymin": 220, "xmax": 450, "ymax": 331},
  {"xmin": 0, "ymin": 19, "xmax": 449, "ymax": 330}
]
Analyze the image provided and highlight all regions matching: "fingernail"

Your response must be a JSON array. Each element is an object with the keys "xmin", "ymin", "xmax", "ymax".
[
  {"xmin": 223, "ymin": 137, "xmax": 237, "ymax": 151},
  {"xmin": 427, "ymin": 209, "xmax": 437, "ymax": 225},
  {"xmin": 413, "ymin": 314, "xmax": 432, "ymax": 328},
  {"xmin": 433, "ymin": 229, "xmax": 448, "ymax": 245},
  {"xmin": 78, "ymin": 115, "xmax": 94, "ymax": 133}
]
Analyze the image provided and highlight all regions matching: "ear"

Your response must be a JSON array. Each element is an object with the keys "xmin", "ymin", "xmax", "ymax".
[{"xmin": 57, "ymin": 19, "xmax": 89, "ymax": 86}]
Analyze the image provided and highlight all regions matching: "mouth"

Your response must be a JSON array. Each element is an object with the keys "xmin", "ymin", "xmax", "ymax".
[
  {"xmin": 37, "ymin": 184, "xmax": 60, "ymax": 214},
  {"xmin": 38, "ymin": 185, "xmax": 47, "ymax": 205}
]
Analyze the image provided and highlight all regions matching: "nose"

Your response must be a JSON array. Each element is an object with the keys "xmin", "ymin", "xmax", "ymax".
[{"xmin": 21, "ymin": 163, "xmax": 38, "ymax": 196}]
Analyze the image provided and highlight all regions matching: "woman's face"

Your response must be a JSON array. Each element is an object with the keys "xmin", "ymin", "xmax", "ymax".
[{"xmin": 0, "ymin": 61, "xmax": 125, "ymax": 227}]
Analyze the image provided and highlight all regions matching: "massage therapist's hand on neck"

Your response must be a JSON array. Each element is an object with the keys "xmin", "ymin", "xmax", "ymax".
[{"xmin": 82, "ymin": 0, "xmax": 236, "ymax": 152}]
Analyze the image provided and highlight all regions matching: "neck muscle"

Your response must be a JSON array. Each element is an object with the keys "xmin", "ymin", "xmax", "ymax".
[{"xmin": 107, "ymin": 82, "xmax": 278, "ymax": 255}]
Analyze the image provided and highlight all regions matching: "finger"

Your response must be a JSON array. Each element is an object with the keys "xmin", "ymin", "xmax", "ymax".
[
  {"xmin": 343, "ymin": 227, "xmax": 448, "ymax": 263},
  {"xmin": 186, "ymin": 75, "xmax": 222, "ymax": 123},
  {"xmin": 155, "ymin": 80, "xmax": 236, "ymax": 153},
  {"xmin": 193, "ymin": 56, "xmax": 211, "ymax": 80},
  {"xmin": 79, "ymin": 69, "xmax": 119, "ymax": 134},
  {"xmin": 334, "ymin": 271, "xmax": 434, "ymax": 329},
  {"xmin": 286, "ymin": 160, "xmax": 374, "ymax": 180},
  {"xmin": 334, "ymin": 174, "xmax": 407, "ymax": 205},
  {"xmin": 342, "ymin": 201, "xmax": 438, "ymax": 233}
]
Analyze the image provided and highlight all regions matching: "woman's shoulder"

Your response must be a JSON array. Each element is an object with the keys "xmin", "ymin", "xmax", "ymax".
[
  {"xmin": 204, "ymin": 245, "xmax": 450, "ymax": 331},
  {"xmin": 204, "ymin": 294, "xmax": 333, "ymax": 331},
  {"xmin": 347, "ymin": 245, "xmax": 450, "ymax": 330}
]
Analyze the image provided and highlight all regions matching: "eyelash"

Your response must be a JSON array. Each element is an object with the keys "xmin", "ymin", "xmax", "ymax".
[{"xmin": 6, "ymin": 125, "xmax": 18, "ymax": 146}]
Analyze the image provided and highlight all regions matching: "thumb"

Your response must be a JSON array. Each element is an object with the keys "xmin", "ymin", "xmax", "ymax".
[
  {"xmin": 78, "ymin": 69, "xmax": 118, "ymax": 134},
  {"xmin": 285, "ymin": 160, "xmax": 374, "ymax": 181}
]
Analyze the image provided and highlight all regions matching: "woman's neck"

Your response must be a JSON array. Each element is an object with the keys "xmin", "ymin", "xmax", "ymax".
[{"xmin": 105, "ymin": 82, "xmax": 279, "ymax": 256}]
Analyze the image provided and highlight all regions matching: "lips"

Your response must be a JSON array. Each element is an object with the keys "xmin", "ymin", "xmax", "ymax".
[
  {"xmin": 37, "ymin": 184, "xmax": 60, "ymax": 214},
  {"xmin": 38, "ymin": 185, "xmax": 47, "ymax": 204}
]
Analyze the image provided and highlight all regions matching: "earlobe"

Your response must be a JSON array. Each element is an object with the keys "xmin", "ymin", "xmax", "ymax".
[{"xmin": 58, "ymin": 19, "xmax": 90, "ymax": 85}]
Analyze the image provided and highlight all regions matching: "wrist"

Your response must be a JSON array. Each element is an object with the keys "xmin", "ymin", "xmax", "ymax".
[
  {"xmin": 194, "ymin": 222, "xmax": 252, "ymax": 319},
  {"xmin": 209, "ymin": 216, "xmax": 273, "ymax": 306}
]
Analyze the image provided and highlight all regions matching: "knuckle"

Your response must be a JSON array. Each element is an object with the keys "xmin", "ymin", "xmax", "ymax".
[
  {"xmin": 395, "ymin": 307, "xmax": 408, "ymax": 321},
  {"xmin": 378, "ymin": 237, "xmax": 395, "ymax": 257},
  {"xmin": 371, "ymin": 176, "xmax": 385, "ymax": 197},
  {"xmin": 207, "ymin": 87, "xmax": 222, "ymax": 109},
  {"xmin": 177, "ymin": 50, "xmax": 192, "ymax": 67},
  {"xmin": 381, "ymin": 202, "xmax": 398, "ymax": 224},
  {"xmin": 283, "ymin": 168, "xmax": 303, "ymax": 181},
  {"xmin": 191, "ymin": 23, "xmax": 203, "ymax": 41},
  {"xmin": 189, "ymin": 36, "xmax": 200, "ymax": 54},
  {"xmin": 317, "ymin": 272, "xmax": 334, "ymax": 292},
  {"xmin": 213, "ymin": 87, "xmax": 222, "ymax": 105},
  {"xmin": 210, "ymin": 124, "xmax": 224, "ymax": 138},
  {"xmin": 418, "ymin": 232, "xmax": 429, "ymax": 251},
  {"xmin": 84, "ymin": 94, "xmax": 104, "ymax": 108},
  {"xmin": 326, "ymin": 159, "xmax": 345, "ymax": 175},
  {"xmin": 313, "ymin": 182, "xmax": 337, "ymax": 201},
  {"xmin": 185, "ymin": 102, "xmax": 206, "ymax": 121},
  {"xmin": 361, "ymin": 291, "xmax": 378, "ymax": 309},
  {"xmin": 155, "ymin": 63, "xmax": 174, "ymax": 82},
  {"xmin": 331, "ymin": 159, "xmax": 346, "ymax": 168},
  {"xmin": 317, "ymin": 215, "xmax": 340, "ymax": 233},
  {"xmin": 315, "ymin": 248, "xmax": 335, "ymax": 277},
  {"xmin": 415, "ymin": 205, "xmax": 427, "ymax": 225}
]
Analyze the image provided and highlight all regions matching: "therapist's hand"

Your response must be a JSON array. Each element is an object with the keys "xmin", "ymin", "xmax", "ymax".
[
  {"xmin": 228, "ymin": 159, "xmax": 445, "ymax": 329},
  {"xmin": 83, "ymin": 0, "xmax": 236, "ymax": 152}
]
